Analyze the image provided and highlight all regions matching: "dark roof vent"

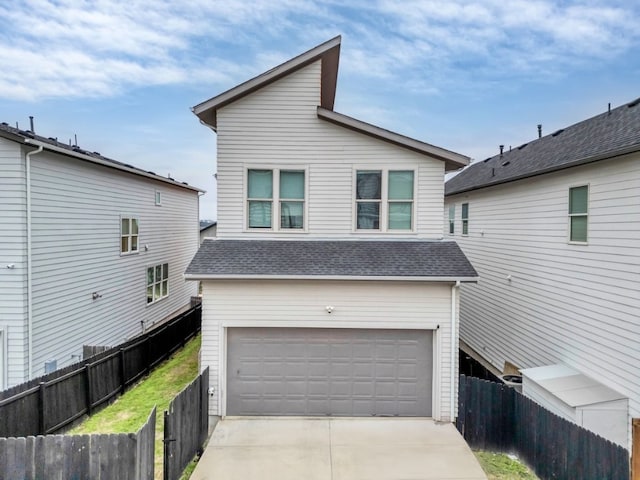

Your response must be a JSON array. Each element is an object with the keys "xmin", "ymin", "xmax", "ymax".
[
  {"xmin": 628, "ymin": 97, "xmax": 640, "ymax": 108},
  {"xmin": 93, "ymin": 151, "xmax": 101, "ymax": 156},
  {"xmin": 147, "ymin": 171, "xmax": 156, "ymax": 175},
  {"xmin": 483, "ymin": 157, "xmax": 491, "ymax": 163},
  {"xmin": 19, "ymin": 129, "xmax": 34, "ymax": 138},
  {"xmin": 517, "ymin": 143, "xmax": 528, "ymax": 150},
  {"xmin": 502, "ymin": 161, "xmax": 511, "ymax": 166},
  {"xmin": 551, "ymin": 129, "xmax": 564, "ymax": 137}
]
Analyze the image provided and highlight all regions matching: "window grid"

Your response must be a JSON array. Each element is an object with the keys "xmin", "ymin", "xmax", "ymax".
[
  {"xmin": 147, "ymin": 263, "xmax": 168, "ymax": 304},
  {"xmin": 461, "ymin": 203, "xmax": 469, "ymax": 235},
  {"xmin": 569, "ymin": 185, "xmax": 588, "ymax": 243},
  {"xmin": 121, "ymin": 217, "xmax": 139, "ymax": 254},
  {"xmin": 247, "ymin": 169, "xmax": 306, "ymax": 231},
  {"xmin": 448, "ymin": 205, "xmax": 455, "ymax": 235}
]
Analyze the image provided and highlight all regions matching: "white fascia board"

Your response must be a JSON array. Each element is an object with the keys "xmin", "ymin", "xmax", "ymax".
[
  {"xmin": 24, "ymin": 139, "xmax": 205, "ymax": 193},
  {"xmin": 185, "ymin": 274, "xmax": 478, "ymax": 282}
]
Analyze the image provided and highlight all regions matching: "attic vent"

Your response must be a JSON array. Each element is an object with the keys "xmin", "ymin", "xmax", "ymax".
[
  {"xmin": 19, "ymin": 129, "xmax": 34, "ymax": 138},
  {"xmin": 483, "ymin": 158, "xmax": 491, "ymax": 163},
  {"xmin": 628, "ymin": 97, "xmax": 640, "ymax": 108},
  {"xmin": 93, "ymin": 151, "xmax": 101, "ymax": 156},
  {"xmin": 502, "ymin": 161, "xmax": 511, "ymax": 166},
  {"xmin": 517, "ymin": 143, "xmax": 528, "ymax": 150},
  {"xmin": 147, "ymin": 171, "xmax": 156, "ymax": 175},
  {"xmin": 551, "ymin": 129, "xmax": 564, "ymax": 137}
]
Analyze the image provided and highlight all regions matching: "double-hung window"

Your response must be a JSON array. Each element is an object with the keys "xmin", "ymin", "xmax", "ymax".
[
  {"xmin": 356, "ymin": 169, "xmax": 415, "ymax": 231},
  {"xmin": 121, "ymin": 217, "xmax": 139, "ymax": 254},
  {"xmin": 461, "ymin": 203, "xmax": 469, "ymax": 235},
  {"xmin": 247, "ymin": 168, "xmax": 305, "ymax": 230},
  {"xmin": 569, "ymin": 185, "xmax": 588, "ymax": 243},
  {"xmin": 147, "ymin": 263, "xmax": 168, "ymax": 304},
  {"xmin": 448, "ymin": 205, "xmax": 455, "ymax": 234}
]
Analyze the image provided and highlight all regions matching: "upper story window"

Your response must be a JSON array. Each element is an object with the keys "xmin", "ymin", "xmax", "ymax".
[
  {"xmin": 155, "ymin": 191, "xmax": 162, "ymax": 206},
  {"xmin": 121, "ymin": 217, "xmax": 139, "ymax": 254},
  {"xmin": 569, "ymin": 185, "xmax": 588, "ymax": 243},
  {"xmin": 448, "ymin": 205, "xmax": 455, "ymax": 235},
  {"xmin": 247, "ymin": 168, "xmax": 305, "ymax": 230},
  {"xmin": 147, "ymin": 263, "xmax": 168, "ymax": 304},
  {"xmin": 461, "ymin": 203, "xmax": 469, "ymax": 235},
  {"xmin": 355, "ymin": 169, "xmax": 415, "ymax": 231}
]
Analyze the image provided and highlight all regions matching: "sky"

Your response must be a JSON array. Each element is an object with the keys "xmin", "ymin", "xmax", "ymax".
[{"xmin": 1, "ymin": 0, "xmax": 639, "ymax": 221}]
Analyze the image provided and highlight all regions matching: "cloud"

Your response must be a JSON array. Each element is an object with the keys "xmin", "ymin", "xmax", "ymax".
[{"xmin": 0, "ymin": 0, "xmax": 638, "ymax": 101}]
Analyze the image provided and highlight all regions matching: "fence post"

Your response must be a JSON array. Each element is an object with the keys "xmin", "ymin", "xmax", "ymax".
[
  {"xmin": 163, "ymin": 409, "xmax": 173, "ymax": 480},
  {"xmin": 38, "ymin": 382, "xmax": 46, "ymax": 435},
  {"xmin": 633, "ymin": 419, "xmax": 640, "ymax": 480},
  {"xmin": 85, "ymin": 364, "xmax": 93, "ymax": 416},
  {"xmin": 120, "ymin": 348, "xmax": 126, "ymax": 392}
]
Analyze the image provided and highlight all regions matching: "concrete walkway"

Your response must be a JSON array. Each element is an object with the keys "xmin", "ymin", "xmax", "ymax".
[{"xmin": 190, "ymin": 417, "xmax": 487, "ymax": 480}]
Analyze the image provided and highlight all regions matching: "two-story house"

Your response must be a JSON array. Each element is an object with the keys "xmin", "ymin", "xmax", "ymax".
[
  {"xmin": 185, "ymin": 36, "xmax": 477, "ymax": 422},
  {"xmin": 0, "ymin": 123, "xmax": 201, "ymax": 389},
  {"xmin": 445, "ymin": 99, "xmax": 640, "ymax": 447}
]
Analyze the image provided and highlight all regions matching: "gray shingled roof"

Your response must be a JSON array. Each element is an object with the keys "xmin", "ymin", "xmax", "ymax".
[
  {"xmin": 185, "ymin": 239, "xmax": 477, "ymax": 279},
  {"xmin": 445, "ymin": 98, "xmax": 640, "ymax": 196},
  {"xmin": 0, "ymin": 122, "xmax": 201, "ymax": 192}
]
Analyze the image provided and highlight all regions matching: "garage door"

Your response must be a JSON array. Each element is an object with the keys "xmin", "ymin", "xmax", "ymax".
[{"xmin": 226, "ymin": 328, "xmax": 432, "ymax": 416}]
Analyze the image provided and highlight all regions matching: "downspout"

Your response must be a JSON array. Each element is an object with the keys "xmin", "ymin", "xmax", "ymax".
[
  {"xmin": 450, "ymin": 280, "xmax": 460, "ymax": 421},
  {"xmin": 26, "ymin": 145, "xmax": 43, "ymax": 378}
]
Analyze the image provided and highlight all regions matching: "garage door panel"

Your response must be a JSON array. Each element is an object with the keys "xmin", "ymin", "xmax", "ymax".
[{"xmin": 227, "ymin": 328, "xmax": 432, "ymax": 416}]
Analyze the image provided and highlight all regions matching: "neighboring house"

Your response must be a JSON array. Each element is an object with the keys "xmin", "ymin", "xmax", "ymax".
[
  {"xmin": 445, "ymin": 99, "xmax": 640, "ymax": 447},
  {"xmin": 0, "ymin": 123, "xmax": 201, "ymax": 389},
  {"xmin": 185, "ymin": 36, "xmax": 477, "ymax": 422},
  {"xmin": 199, "ymin": 220, "xmax": 217, "ymax": 243}
]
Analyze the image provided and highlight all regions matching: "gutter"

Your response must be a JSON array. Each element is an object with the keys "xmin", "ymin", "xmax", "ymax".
[
  {"xmin": 184, "ymin": 274, "xmax": 479, "ymax": 282},
  {"xmin": 450, "ymin": 280, "xmax": 460, "ymax": 421},
  {"xmin": 26, "ymin": 144, "xmax": 43, "ymax": 378}
]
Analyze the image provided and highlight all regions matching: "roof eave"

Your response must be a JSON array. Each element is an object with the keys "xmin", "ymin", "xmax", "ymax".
[
  {"xmin": 445, "ymin": 144, "xmax": 640, "ymax": 197},
  {"xmin": 192, "ymin": 36, "xmax": 342, "ymax": 130},
  {"xmin": 316, "ymin": 107, "xmax": 469, "ymax": 170},
  {"xmin": 185, "ymin": 273, "xmax": 478, "ymax": 282},
  {"xmin": 22, "ymin": 138, "xmax": 205, "ymax": 193}
]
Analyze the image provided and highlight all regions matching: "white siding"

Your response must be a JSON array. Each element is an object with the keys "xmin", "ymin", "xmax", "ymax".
[
  {"xmin": 17, "ymin": 148, "xmax": 199, "ymax": 381},
  {"xmin": 446, "ymin": 153, "xmax": 640, "ymax": 423},
  {"xmin": 200, "ymin": 280, "xmax": 456, "ymax": 421},
  {"xmin": 216, "ymin": 61, "xmax": 445, "ymax": 239},
  {"xmin": 0, "ymin": 138, "xmax": 27, "ymax": 387}
]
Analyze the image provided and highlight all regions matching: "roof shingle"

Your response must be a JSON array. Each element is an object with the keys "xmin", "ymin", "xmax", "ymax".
[
  {"xmin": 445, "ymin": 98, "xmax": 640, "ymax": 196},
  {"xmin": 185, "ymin": 239, "xmax": 477, "ymax": 280}
]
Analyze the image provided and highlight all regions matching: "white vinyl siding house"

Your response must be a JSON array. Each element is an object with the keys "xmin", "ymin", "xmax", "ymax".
[
  {"xmin": 0, "ymin": 130, "xmax": 201, "ymax": 388},
  {"xmin": 445, "ymin": 100, "xmax": 640, "ymax": 447},
  {"xmin": 188, "ymin": 37, "xmax": 475, "ymax": 423}
]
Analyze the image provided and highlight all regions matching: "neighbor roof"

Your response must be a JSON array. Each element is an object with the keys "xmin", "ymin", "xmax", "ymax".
[
  {"xmin": 445, "ymin": 98, "xmax": 640, "ymax": 196},
  {"xmin": 192, "ymin": 36, "xmax": 341, "ymax": 130},
  {"xmin": 0, "ymin": 123, "xmax": 203, "ymax": 192},
  {"xmin": 185, "ymin": 239, "xmax": 478, "ymax": 281}
]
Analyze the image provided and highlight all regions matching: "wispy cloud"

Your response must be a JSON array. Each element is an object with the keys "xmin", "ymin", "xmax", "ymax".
[{"xmin": 0, "ymin": 0, "xmax": 638, "ymax": 101}]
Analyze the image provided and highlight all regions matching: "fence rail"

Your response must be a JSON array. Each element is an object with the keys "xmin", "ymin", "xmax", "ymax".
[
  {"xmin": 0, "ymin": 304, "xmax": 201, "ymax": 438},
  {"xmin": 457, "ymin": 375, "xmax": 630, "ymax": 480},
  {"xmin": 164, "ymin": 367, "xmax": 209, "ymax": 480},
  {"xmin": 0, "ymin": 406, "xmax": 156, "ymax": 480}
]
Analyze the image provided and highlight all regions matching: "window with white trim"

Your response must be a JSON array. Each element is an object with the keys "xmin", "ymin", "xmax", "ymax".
[
  {"xmin": 569, "ymin": 185, "xmax": 588, "ymax": 243},
  {"xmin": 247, "ymin": 168, "xmax": 305, "ymax": 230},
  {"xmin": 448, "ymin": 205, "xmax": 455, "ymax": 235},
  {"xmin": 356, "ymin": 169, "xmax": 415, "ymax": 231},
  {"xmin": 461, "ymin": 203, "xmax": 469, "ymax": 235},
  {"xmin": 121, "ymin": 217, "xmax": 139, "ymax": 254},
  {"xmin": 147, "ymin": 263, "xmax": 168, "ymax": 304},
  {"xmin": 155, "ymin": 191, "xmax": 162, "ymax": 206}
]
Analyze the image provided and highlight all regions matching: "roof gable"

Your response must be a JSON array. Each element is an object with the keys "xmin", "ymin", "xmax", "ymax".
[
  {"xmin": 445, "ymin": 98, "xmax": 640, "ymax": 196},
  {"xmin": 192, "ymin": 36, "xmax": 341, "ymax": 130}
]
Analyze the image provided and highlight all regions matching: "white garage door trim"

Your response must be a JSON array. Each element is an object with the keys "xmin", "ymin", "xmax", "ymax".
[{"xmin": 218, "ymin": 323, "xmax": 441, "ymax": 418}]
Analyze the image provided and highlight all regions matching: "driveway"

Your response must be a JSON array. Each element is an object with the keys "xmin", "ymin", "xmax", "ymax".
[{"xmin": 190, "ymin": 417, "xmax": 487, "ymax": 480}]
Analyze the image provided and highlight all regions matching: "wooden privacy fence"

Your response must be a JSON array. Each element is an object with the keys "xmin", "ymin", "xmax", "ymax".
[
  {"xmin": 163, "ymin": 367, "xmax": 209, "ymax": 480},
  {"xmin": 0, "ymin": 407, "xmax": 155, "ymax": 480},
  {"xmin": 457, "ymin": 375, "xmax": 630, "ymax": 480},
  {"xmin": 0, "ymin": 304, "xmax": 201, "ymax": 437}
]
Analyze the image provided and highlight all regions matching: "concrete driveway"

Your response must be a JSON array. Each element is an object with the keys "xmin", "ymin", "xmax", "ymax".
[{"xmin": 190, "ymin": 417, "xmax": 487, "ymax": 480}]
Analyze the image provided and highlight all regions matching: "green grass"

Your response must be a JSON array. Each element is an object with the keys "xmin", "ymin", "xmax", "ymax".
[
  {"xmin": 71, "ymin": 334, "xmax": 201, "ymax": 479},
  {"xmin": 474, "ymin": 451, "xmax": 539, "ymax": 480}
]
